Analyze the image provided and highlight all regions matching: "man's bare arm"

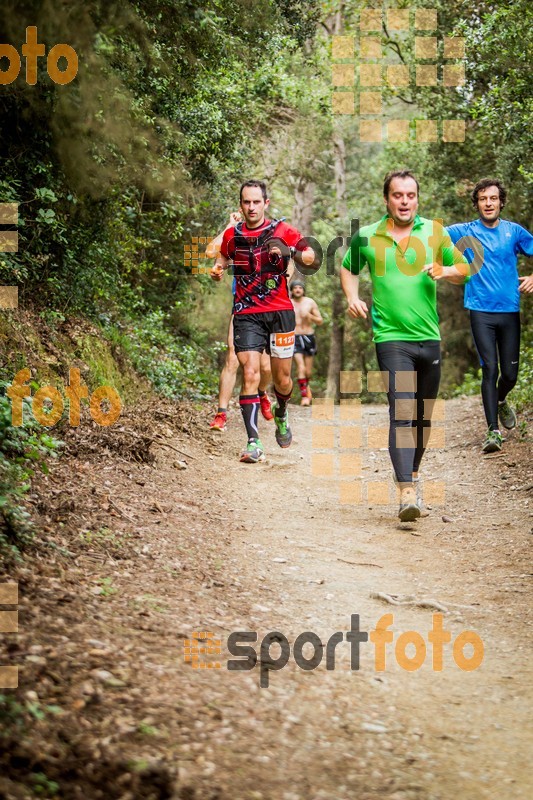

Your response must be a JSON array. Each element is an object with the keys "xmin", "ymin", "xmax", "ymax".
[
  {"xmin": 205, "ymin": 211, "xmax": 241, "ymax": 258},
  {"xmin": 309, "ymin": 300, "xmax": 323, "ymax": 325},
  {"xmin": 208, "ymin": 211, "xmax": 241, "ymax": 281}
]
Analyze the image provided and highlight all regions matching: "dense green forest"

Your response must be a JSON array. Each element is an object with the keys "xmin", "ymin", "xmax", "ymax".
[{"xmin": 1, "ymin": 0, "xmax": 532, "ymax": 551}]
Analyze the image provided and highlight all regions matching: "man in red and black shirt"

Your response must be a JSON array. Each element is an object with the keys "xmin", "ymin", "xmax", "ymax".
[{"xmin": 210, "ymin": 180, "xmax": 317, "ymax": 463}]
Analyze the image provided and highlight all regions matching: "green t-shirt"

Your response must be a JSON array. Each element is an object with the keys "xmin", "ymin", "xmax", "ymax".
[{"xmin": 342, "ymin": 214, "xmax": 467, "ymax": 343}]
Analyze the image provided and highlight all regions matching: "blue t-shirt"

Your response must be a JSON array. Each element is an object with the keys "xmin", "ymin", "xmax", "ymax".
[{"xmin": 446, "ymin": 219, "xmax": 533, "ymax": 312}]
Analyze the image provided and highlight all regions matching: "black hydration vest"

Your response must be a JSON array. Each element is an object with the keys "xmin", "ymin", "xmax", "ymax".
[{"xmin": 231, "ymin": 218, "xmax": 288, "ymax": 275}]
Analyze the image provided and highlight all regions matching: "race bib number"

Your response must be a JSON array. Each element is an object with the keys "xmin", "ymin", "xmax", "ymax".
[{"xmin": 270, "ymin": 331, "xmax": 295, "ymax": 359}]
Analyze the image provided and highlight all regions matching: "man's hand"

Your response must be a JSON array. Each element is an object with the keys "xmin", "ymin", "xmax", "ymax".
[
  {"xmin": 267, "ymin": 238, "xmax": 289, "ymax": 263},
  {"xmin": 422, "ymin": 263, "xmax": 444, "ymax": 281},
  {"xmin": 347, "ymin": 297, "xmax": 368, "ymax": 319},
  {"xmin": 267, "ymin": 239, "xmax": 316, "ymax": 269},
  {"xmin": 423, "ymin": 264, "xmax": 467, "ymax": 284},
  {"xmin": 519, "ymin": 274, "xmax": 533, "ymax": 293},
  {"xmin": 210, "ymin": 264, "xmax": 225, "ymax": 282},
  {"xmin": 229, "ymin": 211, "xmax": 242, "ymax": 226}
]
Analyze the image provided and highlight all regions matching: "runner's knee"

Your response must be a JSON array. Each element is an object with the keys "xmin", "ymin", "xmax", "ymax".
[
  {"xmin": 500, "ymin": 362, "xmax": 519, "ymax": 389},
  {"xmin": 481, "ymin": 362, "xmax": 498, "ymax": 385},
  {"xmin": 242, "ymin": 363, "xmax": 260, "ymax": 385}
]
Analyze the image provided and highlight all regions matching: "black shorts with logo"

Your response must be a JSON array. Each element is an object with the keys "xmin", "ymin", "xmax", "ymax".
[
  {"xmin": 294, "ymin": 334, "xmax": 317, "ymax": 357},
  {"xmin": 233, "ymin": 310, "xmax": 296, "ymax": 356}
]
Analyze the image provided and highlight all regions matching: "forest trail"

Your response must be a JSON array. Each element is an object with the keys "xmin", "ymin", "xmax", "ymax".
[{"xmin": 3, "ymin": 395, "xmax": 532, "ymax": 800}]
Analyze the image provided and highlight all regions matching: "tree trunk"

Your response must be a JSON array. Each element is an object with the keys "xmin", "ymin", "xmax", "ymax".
[
  {"xmin": 292, "ymin": 177, "xmax": 315, "ymax": 283},
  {"xmin": 326, "ymin": 127, "xmax": 347, "ymax": 400},
  {"xmin": 292, "ymin": 177, "xmax": 315, "ymax": 237},
  {"xmin": 326, "ymin": 2, "xmax": 347, "ymax": 402}
]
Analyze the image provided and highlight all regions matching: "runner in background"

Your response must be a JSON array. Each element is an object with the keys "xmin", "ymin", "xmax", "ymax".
[
  {"xmin": 210, "ymin": 180, "xmax": 317, "ymax": 462},
  {"xmin": 206, "ymin": 213, "xmax": 273, "ymax": 431},
  {"xmin": 291, "ymin": 280, "xmax": 323, "ymax": 406},
  {"xmin": 446, "ymin": 179, "xmax": 533, "ymax": 453}
]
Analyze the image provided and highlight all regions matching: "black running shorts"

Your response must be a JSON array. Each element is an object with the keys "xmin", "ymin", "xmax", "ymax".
[
  {"xmin": 233, "ymin": 310, "xmax": 296, "ymax": 357},
  {"xmin": 294, "ymin": 334, "xmax": 317, "ymax": 357}
]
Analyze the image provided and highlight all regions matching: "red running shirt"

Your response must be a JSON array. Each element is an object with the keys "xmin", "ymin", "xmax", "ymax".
[{"xmin": 221, "ymin": 219, "xmax": 307, "ymax": 315}]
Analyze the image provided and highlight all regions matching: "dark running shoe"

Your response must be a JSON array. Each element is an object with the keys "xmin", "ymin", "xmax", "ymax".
[
  {"xmin": 482, "ymin": 429, "xmax": 503, "ymax": 453},
  {"xmin": 240, "ymin": 439, "xmax": 265, "ymax": 463},
  {"xmin": 498, "ymin": 401, "xmax": 516, "ymax": 430},
  {"xmin": 272, "ymin": 403, "xmax": 292, "ymax": 448}
]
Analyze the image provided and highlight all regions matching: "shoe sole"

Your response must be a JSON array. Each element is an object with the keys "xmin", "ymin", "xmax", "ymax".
[
  {"xmin": 483, "ymin": 444, "xmax": 501, "ymax": 453},
  {"xmin": 273, "ymin": 406, "xmax": 292, "ymax": 449},
  {"xmin": 210, "ymin": 426, "xmax": 226, "ymax": 432},
  {"xmin": 399, "ymin": 504, "xmax": 421, "ymax": 522},
  {"xmin": 240, "ymin": 453, "xmax": 266, "ymax": 463},
  {"xmin": 275, "ymin": 431, "xmax": 292, "ymax": 448}
]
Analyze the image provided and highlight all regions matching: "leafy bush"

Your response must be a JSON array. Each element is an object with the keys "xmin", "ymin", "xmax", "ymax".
[
  {"xmin": 0, "ymin": 386, "xmax": 61, "ymax": 561},
  {"xmin": 107, "ymin": 310, "xmax": 223, "ymax": 401}
]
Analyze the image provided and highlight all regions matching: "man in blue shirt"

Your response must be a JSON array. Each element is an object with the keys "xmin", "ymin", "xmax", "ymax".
[{"xmin": 447, "ymin": 179, "xmax": 533, "ymax": 453}]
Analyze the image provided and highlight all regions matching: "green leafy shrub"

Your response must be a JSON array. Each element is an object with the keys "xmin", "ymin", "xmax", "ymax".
[
  {"xmin": 0, "ymin": 386, "xmax": 61, "ymax": 561},
  {"xmin": 107, "ymin": 311, "xmax": 223, "ymax": 401}
]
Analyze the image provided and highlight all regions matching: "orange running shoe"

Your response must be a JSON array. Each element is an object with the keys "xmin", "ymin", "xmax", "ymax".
[
  {"xmin": 259, "ymin": 393, "xmax": 274, "ymax": 421},
  {"xmin": 209, "ymin": 412, "xmax": 227, "ymax": 431}
]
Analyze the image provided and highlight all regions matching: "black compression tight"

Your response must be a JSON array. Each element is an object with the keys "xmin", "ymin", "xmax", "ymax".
[
  {"xmin": 376, "ymin": 340, "xmax": 441, "ymax": 484},
  {"xmin": 469, "ymin": 311, "xmax": 520, "ymax": 430}
]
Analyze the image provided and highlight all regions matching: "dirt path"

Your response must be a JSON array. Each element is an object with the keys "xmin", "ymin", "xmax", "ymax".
[{"xmin": 2, "ymin": 396, "xmax": 532, "ymax": 800}]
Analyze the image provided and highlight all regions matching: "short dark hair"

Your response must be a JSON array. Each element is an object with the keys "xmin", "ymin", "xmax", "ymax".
[
  {"xmin": 290, "ymin": 280, "xmax": 305, "ymax": 294},
  {"xmin": 471, "ymin": 179, "xmax": 507, "ymax": 209},
  {"xmin": 383, "ymin": 170, "xmax": 420, "ymax": 198},
  {"xmin": 240, "ymin": 180, "xmax": 268, "ymax": 202}
]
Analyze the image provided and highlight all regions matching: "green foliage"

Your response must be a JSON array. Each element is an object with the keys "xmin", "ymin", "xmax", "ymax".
[
  {"xmin": 96, "ymin": 577, "xmax": 117, "ymax": 598},
  {"xmin": 0, "ymin": 387, "xmax": 61, "ymax": 561},
  {"xmin": 29, "ymin": 772, "xmax": 60, "ymax": 797},
  {"xmin": 510, "ymin": 338, "xmax": 533, "ymax": 415},
  {"xmin": 451, "ymin": 368, "xmax": 481, "ymax": 399},
  {"xmin": 107, "ymin": 310, "xmax": 223, "ymax": 400},
  {"xmin": 0, "ymin": 693, "xmax": 25, "ymax": 732}
]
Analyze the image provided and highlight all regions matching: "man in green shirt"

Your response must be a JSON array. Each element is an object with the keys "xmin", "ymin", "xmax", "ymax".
[{"xmin": 341, "ymin": 170, "xmax": 468, "ymax": 521}]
